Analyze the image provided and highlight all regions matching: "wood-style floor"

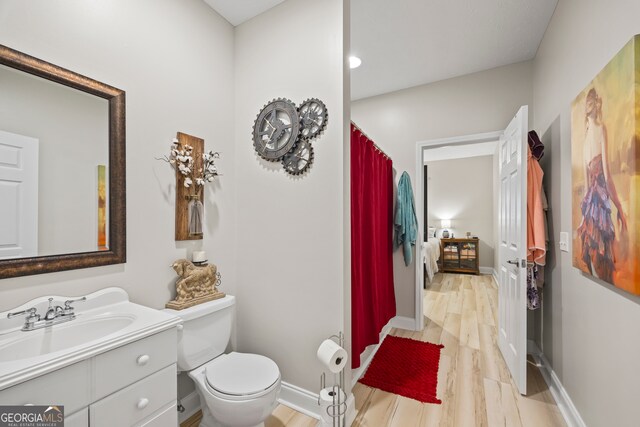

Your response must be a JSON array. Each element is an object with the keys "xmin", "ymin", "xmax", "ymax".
[
  {"xmin": 351, "ymin": 273, "xmax": 566, "ymax": 427},
  {"xmin": 181, "ymin": 402, "xmax": 317, "ymax": 427},
  {"xmin": 182, "ymin": 273, "xmax": 565, "ymax": 427}
]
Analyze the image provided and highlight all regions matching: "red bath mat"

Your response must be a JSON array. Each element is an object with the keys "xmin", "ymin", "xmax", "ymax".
[{"xmin": 359, "ymin": 335, "xmax": 443, "ymax": 404}]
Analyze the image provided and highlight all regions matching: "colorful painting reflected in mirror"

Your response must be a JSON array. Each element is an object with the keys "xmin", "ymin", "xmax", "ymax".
[{"xmin": 98, "ymin": 164, "xmax": 107, "ymax": 251}]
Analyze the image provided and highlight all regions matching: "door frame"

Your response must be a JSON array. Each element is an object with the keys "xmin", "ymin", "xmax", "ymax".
[{"xmin": 414, "ymin": 130, "xmax": 504, "ymax": 330}]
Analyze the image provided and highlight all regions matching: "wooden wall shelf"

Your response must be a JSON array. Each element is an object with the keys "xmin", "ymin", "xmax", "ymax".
[{"xmin": 175, "ymin": 132, "xmax": 204, "ymax": 241}]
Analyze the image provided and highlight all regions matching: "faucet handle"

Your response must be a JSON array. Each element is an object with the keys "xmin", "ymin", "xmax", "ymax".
[
  {"xmin": 63, "ymin": 297, "xmax": 86, "ymax": 312},
  {"xmin": 8, "ymin": 307, "xmax": 40, "ymax": 330},
  {"xmin": 7, "ymin": 307, "xmax": 38, "ymax": 319}
]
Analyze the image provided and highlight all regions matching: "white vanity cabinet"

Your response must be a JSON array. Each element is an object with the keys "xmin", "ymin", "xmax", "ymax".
[{"xmin": 0, "ymin": 328, "xmax": 178, "ymax": 427}]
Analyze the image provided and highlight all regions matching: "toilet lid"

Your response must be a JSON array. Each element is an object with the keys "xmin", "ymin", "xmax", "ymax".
[{"xmin": 205, "ymin": 352, "xmax": 280, "ymax": 396}]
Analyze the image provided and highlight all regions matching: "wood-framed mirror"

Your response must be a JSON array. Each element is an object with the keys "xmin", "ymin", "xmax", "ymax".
[{"xmin": 0, "ymin": 44, "xmax": 126, "ymax": 279}]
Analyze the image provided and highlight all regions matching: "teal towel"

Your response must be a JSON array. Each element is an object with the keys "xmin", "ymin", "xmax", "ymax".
[{"xmin": 394, "ymin": 171, "xmax": 418, "ymax": 266}]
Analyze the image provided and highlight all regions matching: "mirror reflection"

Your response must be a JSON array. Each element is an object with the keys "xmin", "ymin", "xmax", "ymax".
[{"xmin": 0, "ymin": 64, "xmax": 109, "ymax": 259}]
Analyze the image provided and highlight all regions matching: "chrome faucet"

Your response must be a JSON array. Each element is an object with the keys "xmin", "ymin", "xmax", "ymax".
[
  {"xmin": 7, "ymin": 296, "xmax": 87, "ymax": 331},
  {"xmin": 44, "ymin": 298, "xmax": 64, "ymax": 321}
]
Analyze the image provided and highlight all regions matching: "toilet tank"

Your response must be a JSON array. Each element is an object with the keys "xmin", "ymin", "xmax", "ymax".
[{"xmin": 164, "ymin": 295, "xmax": 235, "ymax": 371}]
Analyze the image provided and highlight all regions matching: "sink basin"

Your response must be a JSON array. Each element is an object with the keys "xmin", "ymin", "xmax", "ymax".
[
  {"xmin": 0, "ymin": 287, "xmax": 181, "ymax": 391},
  {"xmin": 0, "ymin": 314, "xmax": 134, "ymax": 363}
]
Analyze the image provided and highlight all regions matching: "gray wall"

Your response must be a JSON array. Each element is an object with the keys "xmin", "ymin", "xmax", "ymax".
[
  {"xmin": 352, "ymin": 61, "xmax": 533, "ymax": 317},
  {"xmin": 234, "ymin": 0, "xmax": 350, "ymax": 393},
  {"xmin": 425, "ymin": 155, "xmax": 495, "ymax": 269},
  {"xmin": 532, "ymin": 1, "xmax": 640, "ymax": 425}
]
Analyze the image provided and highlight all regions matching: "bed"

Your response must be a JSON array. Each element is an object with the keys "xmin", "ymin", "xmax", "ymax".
[{"xmin": 422, "ymin": 237, "xmax": 441, "ymax": 283}]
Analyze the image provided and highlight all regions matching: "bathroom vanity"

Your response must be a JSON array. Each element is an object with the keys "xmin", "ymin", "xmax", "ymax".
[{"xmin": 0, "ymin": 288, "xmax": 180, "ymax": 427}]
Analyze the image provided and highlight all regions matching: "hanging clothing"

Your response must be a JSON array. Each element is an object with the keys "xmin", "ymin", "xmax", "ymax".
[
  {"xmin": 527, "ymin": 146, "xmax": 546, "ymax": 266},
  {"xmin": 527, "ymin": 133, "xmax": 547, "ymax": 309},
  {"xmin": 527, "ymin": 264, "xmax": 541, "ymax": 310},
  {"xmin": 350, "ymin": 124, "xmax": 396, "ymax": 369},
  {"xmin": 528, "ymin": 130, "xmax": 544, "ymax": 160},
  {"xmin": 394, "ymin": 172, "xmax": 418, "ymax": 266}
]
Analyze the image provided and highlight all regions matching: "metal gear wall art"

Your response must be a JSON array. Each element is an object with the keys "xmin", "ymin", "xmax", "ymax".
[
  {"xmin": 299, "ymin": 98, "xmax": 327, "ymax": 140},
  {"xmin": 252, "ymin": 97, "xmax": 327, "ymax": 176},
  {"xmin": 253, "ymin": 98, "xmax": 300, "ymax": 161},
  {"xmin": 282, "ymin": 140, "xmax": 314, "ymax": 175}
]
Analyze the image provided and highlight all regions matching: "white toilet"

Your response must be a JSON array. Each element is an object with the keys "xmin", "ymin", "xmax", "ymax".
[{"xmin": 165, "ymin": 295, "xmax": 281, "ymax": 427}]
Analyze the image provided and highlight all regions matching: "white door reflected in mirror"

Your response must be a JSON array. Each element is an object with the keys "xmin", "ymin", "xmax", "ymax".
[{"xmin": 0, "ymin": 130, "xmax": 38, "ymax": 259}]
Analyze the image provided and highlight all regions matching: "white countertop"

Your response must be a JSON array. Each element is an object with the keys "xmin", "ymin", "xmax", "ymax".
[{"xmin": 0, "ymin": 287, "xmax": 180, "ymax": 391}]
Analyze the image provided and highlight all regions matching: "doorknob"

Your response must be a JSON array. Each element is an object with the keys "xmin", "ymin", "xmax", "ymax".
[{"xmin": 507, "ymin": 259, "xmax": 525, "ymax": 267}]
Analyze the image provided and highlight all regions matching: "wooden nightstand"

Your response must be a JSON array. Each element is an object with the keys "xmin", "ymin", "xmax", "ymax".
[{"xmin": 439, "ymin": 238, "xmax": 480, "ymax": 275}]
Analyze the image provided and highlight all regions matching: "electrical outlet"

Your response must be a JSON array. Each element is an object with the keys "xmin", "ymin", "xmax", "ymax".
[{"xmin": 559, "ymin": 232, "xmax": 569, "ymax": 252}]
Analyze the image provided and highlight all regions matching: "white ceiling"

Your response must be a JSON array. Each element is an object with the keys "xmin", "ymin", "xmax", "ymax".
[
  {"xmin": 203, "ymin": 0, "xmax": 284, "ymax": 26},
  {"xmin": 351, "ymin": 0, "xmax": 558, "ymax": 100},
  {"xmin": 203, "ymin": 0, "xmax": 558, "ymax": 99}
]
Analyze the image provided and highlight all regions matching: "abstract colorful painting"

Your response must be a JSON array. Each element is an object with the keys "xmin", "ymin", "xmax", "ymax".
[
  {"xmin": 97, "ymin": 165, "xmax": 107, "ymax": 251},
  {"xmin": 571, "ymin": 35, "xmax": 640, "ymax": 295}
]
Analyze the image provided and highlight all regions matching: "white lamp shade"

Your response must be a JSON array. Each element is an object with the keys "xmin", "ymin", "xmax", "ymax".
[
  {"xmin": 441, "ymin": 219, "xmax": 451, "ymax": 228},
  {"xmin": 349, "ymin": 56, "xmax": 362, "ymax": 69}
]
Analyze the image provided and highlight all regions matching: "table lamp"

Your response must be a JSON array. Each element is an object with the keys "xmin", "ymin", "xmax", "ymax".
[{"xmin": 441, "ymin": 219, "xmax": 451, "ymax": 238}]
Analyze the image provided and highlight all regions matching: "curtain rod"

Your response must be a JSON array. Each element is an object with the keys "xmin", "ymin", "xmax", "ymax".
[{"xmin": 351, "ymin": 121, "xmax": 391, "ymax": 160}]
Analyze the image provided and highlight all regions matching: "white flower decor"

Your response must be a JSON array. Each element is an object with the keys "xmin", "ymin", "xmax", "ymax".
[{"xmin": 158, "ymin": 137, "xmax": 221, "ymax": 190}]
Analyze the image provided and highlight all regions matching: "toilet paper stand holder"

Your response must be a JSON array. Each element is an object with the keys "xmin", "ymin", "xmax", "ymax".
[{"xmin": 318, "ymin": 332, "xmax": 347, "ymax": 427}]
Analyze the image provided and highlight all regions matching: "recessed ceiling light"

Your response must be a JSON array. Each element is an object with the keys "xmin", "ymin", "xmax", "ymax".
[{"xmin": 349, "ymin": 56, "xmax": 362, "ymax": 69}]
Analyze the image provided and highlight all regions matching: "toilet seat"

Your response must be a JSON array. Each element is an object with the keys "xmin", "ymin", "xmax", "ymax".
[{"xmin": 204, "ymin": 352, "xmax": 280, "ymax": 401}]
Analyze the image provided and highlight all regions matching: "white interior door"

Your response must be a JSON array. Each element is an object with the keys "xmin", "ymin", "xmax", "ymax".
[
  {"xmin": 497, "ymin": 106, "xmax": 528, "ymax": 395},
  {"xmin": 0, "ymin": 130, "xmax": 39, "ymax": 259}
]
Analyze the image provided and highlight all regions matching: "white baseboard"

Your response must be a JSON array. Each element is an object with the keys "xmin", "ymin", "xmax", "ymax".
[
  {"xmin": 178, "ymin": 380, "xmax": 355, "ymax": 425},
  {"xmin": 479, "ymin": 266, "xmax": 494, "ymax": 275},
  {"xmin": 178, "ymin": 390, "xmax": 200, "ymax": 424},
  {"xmin": 527, "ymin": 340, "xmax": 586, "ymax": 427},
  {"xmin": 279, "ymin": 381, "xmax": 322, "ymax": 420},
  {"xmin": 390, "ymin": 316, "xmax": 417, "ymax": 331},
  {"xmin": 491, "ymin": 269, "xmax": 499, "ymax": 286}
]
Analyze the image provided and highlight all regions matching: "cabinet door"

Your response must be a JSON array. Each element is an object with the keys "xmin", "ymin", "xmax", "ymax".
[
  {"xmin": 459, "ymin": 241, "xmax": 477, "ymax": 270},
  {"xmin": 90, "ymin": 365, "xmax": 176, "ymax": 427},
  {"xmin": 442, "ymin": 242, "xmax": 459, "ymax": 269}
]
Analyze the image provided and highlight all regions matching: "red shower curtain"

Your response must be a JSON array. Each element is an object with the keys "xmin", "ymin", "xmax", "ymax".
[{"xmin": 351, "ymin": 124, "xmax": 396, "ymax": 369}]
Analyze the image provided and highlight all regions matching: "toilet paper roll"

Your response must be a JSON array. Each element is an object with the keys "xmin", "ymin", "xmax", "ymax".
[
  {"xmin": 319, "ymin": 387, "xmax": 346, "ymax": 423},
  {"xmin": 317, "ymin": 339, "xmax": 348, "ymax": 373}
]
